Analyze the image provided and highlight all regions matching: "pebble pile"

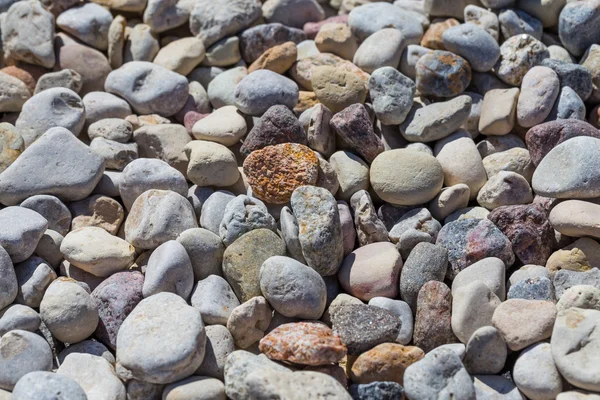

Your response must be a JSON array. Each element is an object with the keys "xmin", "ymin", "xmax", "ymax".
[{"xmin": 1, "ymin": 0, "xmax": 600, "ymax": 399}]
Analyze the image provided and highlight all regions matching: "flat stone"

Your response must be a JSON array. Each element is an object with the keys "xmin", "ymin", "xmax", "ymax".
[
  {"xmin": 11, "ymin": 371, "xmax": 87, "ymax": 400},
  {"xmin": 0, "ymin": 207, "xmax": 48, "ymax": 263},
  {"xmin": 329, "ymin": 151, "xmax": 369, "ymax": 202},
  {"xmin": 348, "ymin": 2, "xmax": 423, "ymax": 42},
  {"xmin": 203, "ymin": 36, "xmax": 242, "ymax": 67},
  {"xmin": 0, "ymin": 330, "xmax": 52, "ymax": 391},
  {"xmin": 57, "ymin": 354, "xmax": 125, "ymax": 400},
  {"xmin": 492, "ymin": 299, "xmax": 557, "ymax": 351},
  {"xmin": 292, "ymin": 52, "xmax": 368, "ymax": 91},
  {"xmin": 551, "ymin": 307, "xmax": 600, "ymax": 391},
  {"xmin": 116, "ymin": 292, "xmax": 205, "ymax": 384},
  {"xmin": 314, "ymin": 22, "xmax": 356, "ymax": 61},
  {"xmin": 478, "ymin": 88, "xmax": 519, "ymax": 135},
  {"xmin": 123, "ymin": 24, "xmax": 159, "ymax": 63},
  {"xmin": 477, "ymin": 134, "xmax": 526, "ymax": 159},
  {"xmin": 452, "ymin": 257, "xmax": 506, "ymax": 301},
  {"xmin": 513, "ymin": 342, "xmax": 563, "ymax": 399},
  {"xmin": 463, "ymin": 326, "xmax": 507, "ymax": 375},
  {"xmin": 483, "ymin": 148, "xmax": 534, "ymax": 183},
  {"xmin": 494, "ymin": 34, "xmax": 548, "ymax": 86},
  {"xmin": 413, "ymin": 281, "xmax": 457, "ymax": 352},
  {"xmin": 199, "ymin": 190, "xmax": 235, "ymax": 235},
  {"xmin": 143, "ymin": 0, "xmax": 190, "ymax": 33},
  {"xmin": 56, "ymin": 3, "xmax": 113, "ymax": 50},
  {"xmin": 350, "ymin": 342, "xmax": 423, "ymax": 386},
  {"xmin": 105, "ymin": 61, "xmax": 188, "ymax": 117},
  {"xmin": 132, "ymin": 123, "xmax": 192, "ymax": 174}
]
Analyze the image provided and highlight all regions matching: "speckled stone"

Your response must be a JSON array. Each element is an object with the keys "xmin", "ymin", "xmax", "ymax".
[
  {"xmin": 349, "ymin": 190, "xmax": 389, "ymax": 247},
  {"xmin": 259, "ymin": 322, "xmax": 346, "ymax": 366},
  {"xmin": 239, "ymin": 23, "xmax": 306, "ymax": 63},
  {"xmin": 559, "ymin": 0, "xmax": 600, "ymax": 57},
  {"xmin": 553, "ymin": 268, "xmax": 600, "ymax": 299},
  {"xmin": 349, "ymin": 342, "xmax": 424, "ymax": 385},
  {"xmin": 349, "ymin": 381, "xmax": 405, "ymax": 400},
  {"xmin": 368, "ymin": 67, "xmax": 415, "ymax": 126},
  {"xmin": 415, "ymin": 50, "xmax": 471, "ymax": 98},
  {"xmin": 542, "ymin": 58, "xmax": 593, "ymax": 102},
  {"xmin": 494, "ymin": 34, "xmax": 549, "ymax": 86},
  {"xmin": 508, "ymin": 277, "xmax": 555, "ymax": 301},
  {"xmin": 331, "ymin": 304, "xmax": 401, "ymax": 355},
  {"xmin": 243, "ymin": 144, "xmax": 319, "ymax": 204},
  {"xmin": 442, "ymin": 23, "xmax": 500, "ymax": 72},
  {"xmin": 412, "ymin": 281, "xmax": 457, "ymax": 353},
  {"xmin": 436, "ymin": 217, "xmax": 515, "ymax": 280}
]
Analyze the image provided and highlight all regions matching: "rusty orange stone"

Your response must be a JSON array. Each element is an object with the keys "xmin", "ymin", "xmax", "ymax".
[
  {"xmin": 243, "ymin": 143, "xmax": 319, "ymax": 204},
  {"xmin": 349, "ymin": 343, "xmax": 425, "ymax": 385},
  {"xmin": 259, "ymin": 321, "xmax": 347, "ymax": 366}
]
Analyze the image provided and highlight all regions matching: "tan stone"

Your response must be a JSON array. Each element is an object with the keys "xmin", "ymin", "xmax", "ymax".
[
  {"xmin": 0, "ymin": 123, "xmax": 24, "ymax": 173},
  {"xmin": 153, "ymin": 37, "xmax": 206, "ymax": 76},
  {"xmin": 311, "ymin": 65, "xmax": 367, "ymax": 113},
  {"xmin": 547, "ymin": 238, "xmax": 600, "ymax": 275},
  {"xmin": 69, "ymin": 195, "xmax": 125, "ymax": 235},
  {"xmin": 294, "ymin": 91, "xmax": 319, "ymax": 114},
  {"xmin": 479, "ymin": 88, "xmax": 520, "ymax": 136},
  {"xmin": 349, "ymin": 343, "xmax": 424, "ymax": 385},
  {"xmin": 421, "ymin": 18, "xmax": 460, "ymax": 50},
  {"xmin": 248, "ymin": 41, "xmax": 297, "ymax": 74},
  {"xmin": 290, "ymin": 53, "xmax": 369, "ymax": 91},
  {"xmin": 549, "ymin": 200, "xmax": 600, "ymax": 240},
  {"xmin": 314, "ymin": 23, "xmax": 358, "ymax": 61}
]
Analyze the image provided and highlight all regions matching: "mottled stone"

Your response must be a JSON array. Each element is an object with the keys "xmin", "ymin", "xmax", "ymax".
[
  {"xmin": 494, "ymin": 34, "xmax": 548, "ymax": 86},
  {"xmin": 248, "ymin": 41, "xmax": 297, "ymax": 74},
  {"xmin": 349, "ymin": 381, "xmax": 405, "ymax": 400},
  {"xmin": 413, "ymin": 281, "xmax": 457, "ymax": 353},
  {"xmin": 291, "ymin": 52, "xmax": 368, "ymax": 92},
  {"xmin": 415, "ymin": 51, "xmax": 471, "ymax": 98},
  {"xmin": 349, "ymin": 190, "xmax": 389, "ymax": 247},
  {"xmin": 508, "ymin": 277, "xmax": 555, "ymax": 301},
  {"xmin": 227, "ymin": 296, "xmax": 272, "ymax": 349},
  {"xmin": 553, "ymin": 268, "xmax": 600, "ymax": 299},
  {"xmin": 311, "ymin": 66, "xmax": 368, "ymax": 113},
  {"xmin": 350, "ymin": 343, "xmax": 423, "ymax": 385}
]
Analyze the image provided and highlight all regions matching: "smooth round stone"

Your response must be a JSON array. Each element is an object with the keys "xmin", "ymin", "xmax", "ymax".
[
  {"xmin": 559, "ymin": 0, "xmax": 600, "ymax": 57},
  {"xmin": 162, "ymin": 376, "xmax": 225, "ymax": 400},
  {"xmin": 0, "ymin": 127, "xmax": 104, "ymax": 205},
  {"xmin": 452, "ymin": 281, "xmax": 501, "ymax": 344},
  {"xmin": 203, "ymin": 36, "xmax": 242, "ymax": 67},
  {"xmin": 82, "ymin": 92, "xmax": 131, "ymax": 125},
  {"xmin": 12, "ymin": 371, "xmax": 87, "ymax": 400},
  {"xmin": 57, "ymin": 353, "xmax": 125, "ymax": 400},
  {"xmin": 436, "ymin": 218, "xmax": 514, "ymax": 279},
  {"xmin": 185, "ymin": 141, "xmax": 239, "ymax": 188},
  {"xmin": 547, "ymin": 86, "xmax": 586, "ymax": 121},
  {"xmin": 548, "ymin": 45, "xmax": 574, "ymax": 63},
  {"xmin": 227, "ymin": 296, "xmax": 273, "ymax": 349},
  {"xmin": 404, "ymin": 348, "xmax": 475, "ymax": 400},
  {"xmin": 552, "ymin": 307, "xmax": 600, "ymax": 391},
  {"xmin": 513, "ymin": 342, "xmax": 562, "ymax": 400},
  {"xmin": 401, "ymin": 95, "xmax": 472, "ymax": 143},
  {"xmin": 88, "ymin": 118, "xmax": 132, "ymax": 144},
  {"xmin": 370, "ymin": 149, "xmax": 444, "ymax": 206},
  {"xmin": 177, "ymin": 228, "xmax": 224, "ymax": 281},
  {"xmin": 56, "ymin": 3, "xmax": 112, "ymax": 50},
  {"xmin": 517, "ymin": 66, "xmax": 560, "ymax": 128},
  {"xmin": 462, "ymin": 326, "xmax": 507, "ymax": 375},
  {"xmin": 442, "ymin": 23, "xmax": 500, "ymax": 72},
  {"xmin": 400, "ymin": 242, "xmax": 448, "ymax": 311},
  {"xmin": 353, "ymin": 28, "xmax": 406, "ymax": 74},
  {"xmin": 153, "ymin": 37, "xmax": 206, "ymax": 76},
  {"xmin": 116, "ymin": 292, "xmax": 205, "ymax": 384},
  {"xmin": 191, "ymin": 275, "xmax": 239, "ymax": 326},
  {"xmin": 452, "ymin": 257, "xmax": 506, "ymax": 301},
  {"xmin": 262, "ymin": 0, "xmax": 324, "ymax": 28},
  {"xmin": 434, "ymin": 130, "xmax": 487, "ymax": 199},
  {"xmin": 509, "ymin": 265, "xmax": 551, "ymax": 287},
  {"xmin": 192, "ymin": 106, "xmax": 246, "ymax": 146},
  {"xmin": 14, "ymin": 256, "xmax": 56, "ymax": 308},
  {"xmin": 123, "ymin": 24, "xmax": 159, "ymax": 63},
  {"xmin": 368, "ymin": 67, "xmax": 415, "ymax": 126},
  {"xmin": 259, "ymin": 256, "xmax": 327, "ymax": 319},
  {"xmin": 196, "ymin": 324, "xmax": 235, "ymax": 379},
  {"xmin": 207, "ymin": 66, "xmax": 247, "ymax": 109},
  {"xmin": 0, "ymin": 304, "xmax": 40, "ymax": 336},
  {"xmin": 120, "ymin": 158, "xmax": 188, "ymax": 211},
  {"xmin": 105, "ymin": 61, "xmax": 188, "ymax": 117},
  {"xmin": 492, "ymin": 299, "xmax": 557, "ymax": 351},
  {"xmin": 0, "ymin": 330, "xmax": 52, "ymax": 391},
  {"xmin": 0, "ymin": 72, "xmax": 30, "ymax": 112},
  {"xmin": 0, "ymin": 207, "xmax": 47, "ymax": 263},
  {"xmin": 60, "ymin": 227, "xmax": 134, "ymax": 277},
  {"xmin": 15, "ymin": 87, "xmax": 85, "ymax": 147},
  {"xmin": 349, "ymin": 342, "xmax": 424, "ymax": 385},
  {"xmin": 329, "ymin": 151, "xmax": 369, "ymax": 201},
  {"xmin": 556, "ymin": 285, "xmax": 600, "ymax": 312},
  {"xmin": 233, "ymin": 70, "xmax": 298, "ymax": 116},
  {"xmin": 494, "ymin": 34, "xmax": 548, "ymax": 86},
  {"xmin": 40, "ymin": 278, "xmax": 98, "ymax": 343},
  {"xmin": 477, "ymin": 171, "xmax": 533, "ymax": 209},
  {"xmin": 337, "ymin": 242, "xmax": 401, "ymax": 301},
  {"xmin": 499, "ymin": 9, "xmax": 543, "ymax": 40},
  {"xmin": 416, "ymin": 50, "xmax": 471, "ymax": 98},
  {"xmin": 311, "ymin": 66, "xmax": 367, "ymax": 114},
  {"xmin": 125, "ymin": 189, "xmax": 198, "ymax": 250},
  {"xmin": 429, "ymin": 184, "xmax": 471, "ymax": 221},
  {"xmin": 89, "ymin": 136, "xmax": 137, "ymax": 170},
  {"xmin": 483, "ymin": 147, "xmax": 534, "ymax": 183},
  {"xmin": 19, "ymin": 195, "xmax": 71, "ymax": 237},
  {"xmin": 348, "ymin": 2, "xmax": 423, "ymax": 42},
  {"xmin": 143, "ymin": 240, "xmax": 193, "ymax": 299},
  {"xmin": 143, "ymin": 0, "xmax": 190, "ymax": 33},
  {"xmin": 550, "ymin": 200, "xmax": 600, "ymax": 239},
  {"xmin": 1, "ymin": 1, "xmax": 55, "ymax": 69},
  {"xmin": 199, "ymin": 190, "xmax": 235, "ymax": 235}
]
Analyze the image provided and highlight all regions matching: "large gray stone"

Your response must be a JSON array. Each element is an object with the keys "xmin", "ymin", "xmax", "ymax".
[
  {"xmin": 219, "ymin": 195, "xmax": 276, "ymax": 247},
  {"xmin": 56, "ymin": 3, "xmax": 113, "ymax": 50},
  {"xmin": 348, "ymin": 2, "xmax": 423, "ymax": 42},
  {"xmin": 191, "ymin": 275, "xmax": 240, "ymax": 326},
  {"xmin": 177, "ymin": 228, "xmax": 225, "ymax": 281},
  {"xmin": 368, "ymin": 67, "xmax": 415, "ymax": 126},
  {"xmin": 143, "ymin": 240, "xmax": 194, "ymax": 299},
  {"xmin": 0, "ymin": 330, "xmax": 53, "ymax": 391},
  {"xmin": 233, "ymin": 70, "xmax": 299, "ymax": 116},
  {"xmin": 14, "ymin": 256, "xmax": 56, "ymax": 308},
  {"xmin": 0, "ymin": 207, "xmax": 48, "ymax": 263},
  {"xmin": 11, "ymin": 371, "xmax": 87, "ymax": 400},
  {"xmin": 0, "ymin": 246, "xmax": 17, "ymax": 310}
]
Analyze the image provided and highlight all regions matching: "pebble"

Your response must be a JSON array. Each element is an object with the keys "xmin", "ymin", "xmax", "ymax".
[
  {"xmin": 57, "ymin": 340, "xmax": 115, "ymax": 365},
  {"xmin": 452, "ymin": 257, "xmax": 506, "ymax": 301},
  {"xmin": 91, "ymin": 271, "xmax": 144, "ymax": 350},
  {"xmin": 153, "ymin": 37, "xmax": 206, "ymax": 76},
  {"xmin": 14, "ymin": 256, "xmax": 56, "ymax": 308},
  {"xmin": 124, "ymin": 189, "xmax": 198, "ymax": 250},
  {"xmin": 513, "ymin": 342, "xmax": 563, "ymax": 400},
  {"xmin": 223, "ymin": 350, "xmax": 290, "ymax": 399},
  {"xmin": 0, "ymin": 330, "xmax": 53, "ymax": 391},
  {"xmin": 368, "ymin": 68, "xmax": 414, "ymax": 126},
  {"xmin": 350, "ymin": 342, "xmax": 424, "ymax": 385},
  {"xmin": 89, "ymin": 118, "xmax": 132, "ymax": 144},
  {"xmin": 0, "ymin": 73, "xmax": 30, "ymax": 113},
  {"xmin": 227, "ymin": 296, "xmax": 272, "ymax": 349},
  {"xmin": 415, "ymin": 50, "xmax": 472, "ymax": 97},
  {"xmin": 399, "ymin": 44, "xmax": 430, "ymax": 80},
  {"xmin": 11, "ymin": 371, "xmax": 87, "ymax": 400},
  {"xmin": 177, "ymin": 228, "xmax": 224, "ymax": 282},
  {"xmin": 473, "ymin": 375, "xmax": 524, "ymax": 400},
  {"xmin": 143, "ymin": 0, "xmax": 190, "ymax": 33},
  {"xmin": 233, "ymin": 69, "xmax": 298, "ymax": 116},
  {"xmin": 494, "ymin": 34, "xmax": 549, "ymax": 86},
  {"xmin": 40, "ymin": 278, "xmax": 99, "ymax": 344},
  {"xmin": 368, "ymin": 297, "xmax": 414, "ymax": 345},
  {"xmin": 477, "ymin": 134, "xmax": 526, "ymax": 158},
  {"xmin": 242, "ymin": 369, "xmax": 351, "ymax": 399},
  {"xmin": 69, "ymin": 195, "xmax": 124, "ymax": 235},
  {"xmin": 559, "ymin": 0, "xmax": 600, "ymax": 57},
  {"xmin": 478, "ymin": 88, "xmax": 520, "ymax": 135},
  {"xmin": 57, "ymin": 353, "xmax": 126, "ymax": 400},
  {"xmin": 34, "ymin": 69, "xmax": 82, "ymax": 95},
  {"xmin": 400, "ymin": 242, "xmax": 447, "ymax": 311},
  {"xmin": 56, "ymin": 3, "xmax": 113, "ymax": 50},
  {"xmin": 429, "ymin": 184, "xmax": 471, "ymax": 221},
  {"xmin": 436, "ymin": 218, "xmax": 514, "ymax": 279},
  {"xmin": 477, "ymin": 171, "xmax": 533, "ymax": 209},
  {"xmin": 338, "ymin": 242, "xmax": 401, "ymax": 301},
  {"xmin": 556, "ymin": 285, "xmax": 600, "ymax": 312},
  {"xmin": 163, "ymin": 376, "xmax": 226, "ymax": 400},
  {"xmin": 196, "ymin": 324, "xmax": 235, "ymax": 379},
  {"xmin": 82, "ymin": 92, "xmax": 131, "ymax": 125},
  {"xmin": 413, "ymin": 281, "xmax": 457, "ymax": 352},
  {"xmin": 331, "ymin": 304, "xmax": 400, "ymax": 355},
  {"xmin": 248, "ymin": 41, "xmax": 297, "ymax": 74},
  {"xmin": 550, "ymin": 200, "xmax": 600, "ymax": 239},
  {"xmin": 401, "ymin": 95, "xmax": 472, "ymax": 143},
  {"xmin": 499, "ymin": 9, "xmax": 543, "ymax": 40},
  {"xmin": 492, "ymin": 299, "xmax": 557, "ymax": 350},
  {"xmin": 311, "ymin": 66, "xmax": 368, "ymax": 113},
  {"xmin": 105, "ymin": 61, "xmax": 189, "ymax": 117},
  {"xmin": 116, "ymin": 292, "xmax": 205, "ymax": 384},
  {"xmin": 353, "ymin": 28, "xmax": 406, "ymax": 74},
  {"xmin": 348, "ymin": 2, "xmax": 423, "ymax": 43},
  {"xmin": 370, "ymin": 149, "xmax": 444, "ymax": 206},
  {"xmin": 551, "ymin": 307, "xmax": 600, "ymax": 391},
  {"xmin": 452, "ymin": 280, "xmax": 501, "ymax": 344},
  {"xmin": 302, "ymin": 103, "xmax": 334, "ymax": 157},
  {"xmin": 329, "ymin": 151, "xmax": 369, "ymax": 202},
  {"xmin": 20, "ymin": 195, "xmax": 70, "ymax": 236},
  {"xmin": 0, "ymin": 123, "xmax": 24, "ymax": 174},
  {"xmin": 553, "ymin": 268, "xmax": 600, "ymax": 300},
  {"xmin": 222, "ymin": 229, "xmax": 286, "ymax": 302},
  {"xmin": 292, "ymin": 52, "xmax": 368, "ymax": 91},
  {"xmin": 185, "ymin": 140, "xmax": 239, "ymax": 188},
  {"xmin": 331, "ymin": 104, "xmax": 384, "ymax": 163},
  {"xmin": 542, "ymin": 58, "xmax": 593, "ymax": 102},
  {"xmin": 517, "ymin": 66, "xmax": 560, "ymax": 128},
  {"xmin": 0, "ymin": 304, "xmax": 40, "ymax": 336},
  {"xmin": 350, "ymin": 190, "xmax": 389, "ymax": 247},
  {"xmin": 143, "ymin": 240, "xmax": 193, "ymax": 299},
  {"xmin": 191, "ymin": 106, "xmax": 246, "ymax": 147},
  {"xmin": 548, "ymin": 86, "xmax": 586, "ymax": 121},
  {"xmin": 314, "ymin": 23, "xmax": 356, "ymax": 61},
  {"xmin": 421, "ymin": 18, "xmax": 460, "ymax": 50},
  {"xmin": 442, "ymin": 23, "xmax": 500, "ymax": 72},
  {"xmin": 349, "ymin": 381, "xmax": 405, "ymax": 400},
  {"xmin": 403, "ymin": 348, "xmax": 475, "ymax": 400},
  {"xmin": 191, "ymin": 275, "xmax": 239, "ymax": 326}
]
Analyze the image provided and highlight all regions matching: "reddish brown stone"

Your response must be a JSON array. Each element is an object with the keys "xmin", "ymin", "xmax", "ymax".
[
  {"xmin": 239, "ymin": 23, "xmax": 306, "ymax": 63},
  {"xmin": 349, "ymin": 343, "xmax": 424, "ymax": 385},
  {"xmin": 488, "ymin": 204, "xmax": 557, "ymax": 266},
  {"xmin": 259, "ymin": 322, "xmax": 347, "ymax": 366},
  {"xmin": 243, "ymin": 143, "xmax": 319, "ymax": 204},
  {"xmin": 413, "ymin": 281, "xmax": 457, "ymax": 353},
  {"xmin": 525, "ymin": 119, "xmax": 600, "ymax": 166},
  {"xmin": 303, "ymin": 15, "xmax": 349, "ymax": 39},
  {"xmin": 330, "ymin": 104, "xmax": 384, "ymax": 163}
]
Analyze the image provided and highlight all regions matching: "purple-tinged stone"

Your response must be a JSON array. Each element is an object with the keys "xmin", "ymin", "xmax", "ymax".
[{"xmin": 330, "ymin": 104, "xmax": 384, "ymax": 164}]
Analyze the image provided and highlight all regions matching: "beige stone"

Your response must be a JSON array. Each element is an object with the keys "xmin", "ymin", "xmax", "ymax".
[
  {"xmin": 153, "ymin": 37, "xmax": 206, "ymax": 76},
  {"xmin": 315, "ymin": 23, "xmax": 358, "ymax": 61},
  {"xmin": 248, "ymin": 42, "xmax": 297, "ymax": 74},
  {"xmin": 483, "ymin": 147, "xmax": 534, "ymax": 182},
  {"xmin": 185, "ymin": 141, "xmax": 239, "ymax": 187},
  {"xmin": 549, "ymin": 200, "xmax": 600, "ymax": 239},
  {"xmin": 428, "ymin": 184, "xmax": 470, "ymax": 220},
  {"xmin": 311, "ymin": 65, "xmax": 367, "ymax": 113},
  {"xmin": 349, "ymin": 343, "xmax": 424, "ymax": 385},
  {"xmin": 478, "ymin": 88, "xmax": 519, "ymax": 135},
  {"xmin": 547, "ymin": 238, "xmax": 600, "ymax": 275},
  {"xmin": 191, "ymin": 106, "xmax": 246, "ymax": 146},
  {"xmin": 69, "ymin": 195, "xmax": 125, "ymax": 235},
  {"xmin": 421, "ymin": 18, "xmax": 460, "ymax": 50}
]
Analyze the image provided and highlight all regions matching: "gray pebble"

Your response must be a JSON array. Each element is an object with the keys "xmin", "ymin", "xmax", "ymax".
[
  {"xmin": 368, "ymin": 67, "xmax": 415, "ymax": 126},
  {"xmin": 57, "ymin": 353, "xmax": 126, "ymax": 400},
  {"xmin": 0, "ymin": 330, "xmax": 52, "ymax": 391},
  {"xmin": 513, "ymin": 342, "xmax": 562, "ymax": 400},
  {"xmin": 499, "ymin": 9, "xmax": 543, "ymax": 40},
  {"xmin": 442, "ymin": 23, "xmax": 500, "ymax": 72},
  {"xmin": 123, "ymin": 24, "xmax": 159, "ymax": 63},
  {"xmin": 547, "ymin": 86, "xmax": 586, "ymax": 121},
  {"xmin": 0, "ymin": 127, "xmax": 105, "ymax": 205},
  {"xmin": 56, "ymin": 3, "xmax": 113, "ymax": 50},
  {"xmin": 177, "ymin": 228, "xmax": 224, "ymax": 281},
  {"xmin": 196, "ymin": 324, "xmax": 235, "ymax": 380},
  {"xmin": 464, "ymin": 5, "xmax": 499, "ymax": 41},
  {"xmin": 191, "ymin": 275, "xmax": 240, "ymax": 325},
  {"xmin": 162, "ymin": 376, "xmax": 225, "ymax": 400},
  {"xmin": 200, "ymin": 190, "xmax": 236, "ymax": 235},
  {"xmin": 15, "ymin": 88, "xmax": 85, "ymax": 147},
  {"xmin": 90, "ymin": 138, "xmax": 138, "ymax": 171},
  {"xmin": 368, "ymin": 297, "xmax": 414, "ymax": 345},
  {"xmin": 14, "ymin": 256, "xmax": 56, "ymax": 308},
  {"xmin": 353, "ymin": 28, "xmax": 407, "ymax": 74},
  {"xmin": 391, "ymin": 208, "xmax": 441, "ymax": 258},
  {"xmin": 350, "ymin": 381, "xmax": 405, "ymax": 400},
  {"xmin": 348, "ymin": 2, "xmax": 423, "ymax": 43},
  {"xmin": 350, "ymin": 190, "xmax": 389, "ymax": 247},
  {"xmin": 34, "ymin": 69, "xmax": 82, "ymax": 95},
  {"xmin": 399, "ymin": 44, "xmax": 429, "ymax": 80},
  {"xmin": 187, "ymin": 186, "xmax": 214, "ymax": 220},
  {"xmin": 559, "ymin": 0, "xmax": 600, "ymax": 57},
  {"xmin": 143, "ymin": 240, "xmax": 194, "ymax": 299},
  {"xmin": 233, "ymin": 70, "xmax": 298, "ymax": 116},
  {"xmin": 508, "ymin": 277, "xmax": 555, "ymax": 301},
  {"xmin": 207, "ymin": 67, "xmax": 248, "ymax": 109},
  {"xmin": 143, "ymin": 0, "xmax": 190, "ymax": 33},
  {"xmin": 463, "ymin": 326, "xmax": 507, "ymax": 375},
  {"xmin": 82, "ymin": 91, "xmax": 132, "ymax": 125},
  {"xmin": 517, "ymin": 66, "xmax": 560, "ymax": 128},
  {"xmin": 88, "ymin": 118, "xmax": 133, "ymax": 144},
  {"xmin": 474, "ymin": 375, "xmax": 524, "ymax": 400},
  {"xmin": 554, "ymin": 268, "xmax": 600, "ymax": 299},
  {"xmin": 227, "ymin": 296, "xmax": 272, "ymax": 348},
  {"xmin": 477, "ymin": 171, "xmax": 533, "ymax": 210},
  {"xmin": 0, "ymin": 207, "xmax": 48, "ymax": 263},
  {"xmin": 0, "ymin": 245, "xmax": 17, "ymax": 310},
  {"xmin": 541, "ymin": 58, "xmax": 593, "ymax": 102},
  {"xmin": 219, "ymin": 195, "xmax": 276, "ymax": 247},
  {"xmin": 279, "ymin": 206, "xmax": 306, "ymax": 263},
  {"xmin": 11, "ymin": 371, "xmax": 87, "ymax": 400},
  {"xmin": 105, "ymin": 61, "xmax": 188, "ymax": 117},
  {"xmin": 223, "ymin": 350, "xmax": 290, "ymax": 399},
  {"xmin": 494, "ymin": 34, "xmax": 548, "ymax": 86},
  {"xmin": 452, "ymin": 257, "xmax": 506, "ymax": 301},
  {"xmin": 58, "ymin": 340, "xmax": 115, "ymax": 366},
  {"xmin": 260, "ymin": 255, "xmax": 327, "ymax": 319},
  {"xmin": 400, "ymin": 242, "xmax": 448, "ymax": 311},
  {"xmin": 0, "ymin": 304, "xmax": 40, "ymax": 336}
]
